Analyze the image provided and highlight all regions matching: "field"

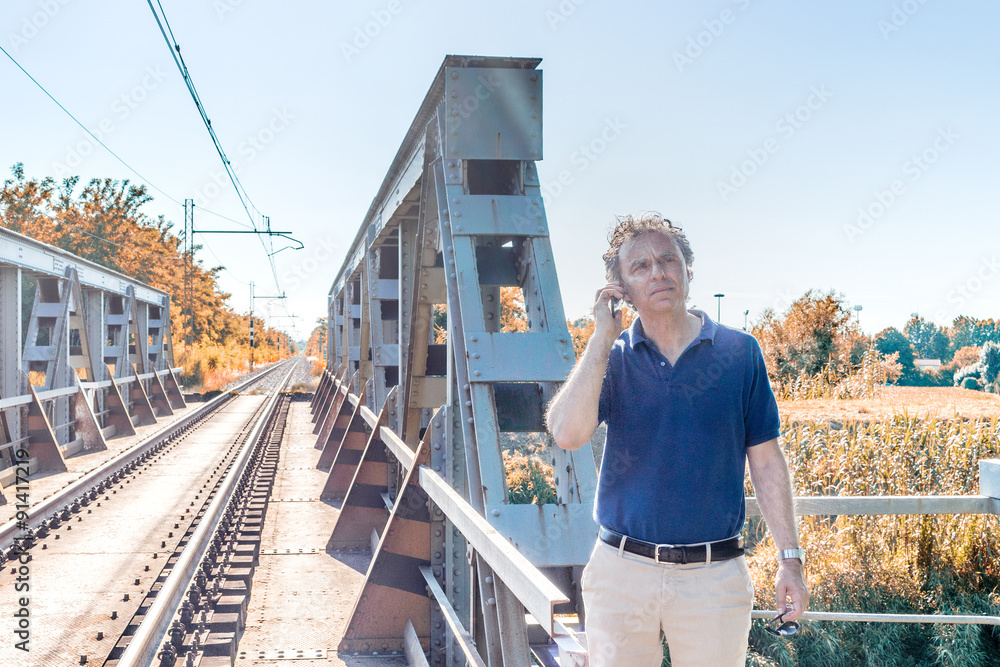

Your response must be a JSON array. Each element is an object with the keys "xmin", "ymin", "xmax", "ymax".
[
  {"xmin": 777, "ymin": 386, "xmax": 1000, "ymax": 423},
  {"xmin": 743, "ymin": 387, "xmax": 1000, "ymax": 666}
]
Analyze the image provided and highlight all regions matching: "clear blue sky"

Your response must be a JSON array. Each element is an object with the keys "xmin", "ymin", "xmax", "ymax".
[{"xmin": 3, "ymin": 0, "xmax": 997, "ymax": 341}]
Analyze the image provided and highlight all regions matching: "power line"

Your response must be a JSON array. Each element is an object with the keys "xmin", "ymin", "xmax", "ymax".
[
  {"xmin": 144, "ymin": 0, "xmax": 279, "ymax": 284},
  {"xmin": 0, "ymin": 43, "xmax": 189, "ymax": 211},
  {"xmin": 0, "ymin": 41, "xmax": 255, "ymax": 235},
  {"xmin": 2, "ymin": 20, "xmax": 290, "ymax": 291}
]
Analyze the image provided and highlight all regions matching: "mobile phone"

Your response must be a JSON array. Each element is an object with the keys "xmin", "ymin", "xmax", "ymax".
[{"xmin": 610, "ymin": 297, "xmax": 621, "ymax": 314}]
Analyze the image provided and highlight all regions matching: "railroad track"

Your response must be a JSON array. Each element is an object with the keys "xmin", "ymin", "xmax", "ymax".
[{"xmin": 0, "ymin": 358, "xmax": 300, "ymax": 666}]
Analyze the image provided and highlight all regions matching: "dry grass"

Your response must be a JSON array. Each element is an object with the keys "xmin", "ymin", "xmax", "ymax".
[
  {"xmin": 779, "ymin": 386, "xmax": 1000, "ymax": 423},
  {"xmin": 736, "ymin": 402, "xmax": 1000, "ymax": 666}
]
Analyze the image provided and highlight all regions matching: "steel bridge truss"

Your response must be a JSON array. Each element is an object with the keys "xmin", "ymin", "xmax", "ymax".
[
  {"xmin": 0, "ymin": 228, "xmax": 184, "ymax": 502},
  {"xmin": 315, "ymin": 56, "xmax": 594, "ymax": 665}
]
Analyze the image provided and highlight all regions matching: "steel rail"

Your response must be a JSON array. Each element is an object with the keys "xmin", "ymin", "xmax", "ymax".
[
  {"xmin": 117, "ymin": 358, "xmax": 298, "ymax": 665},
  {"xmin": 0, "ymin": 358, "xmax": 295, "ymax": 551}
]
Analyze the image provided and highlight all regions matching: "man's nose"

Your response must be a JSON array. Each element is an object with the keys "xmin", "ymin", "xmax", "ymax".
[{"xmin": 649, "ymin": 259, "xmax": 665, "ymax": 279}]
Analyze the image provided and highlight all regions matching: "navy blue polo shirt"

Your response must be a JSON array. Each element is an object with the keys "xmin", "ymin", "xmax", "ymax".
[{"xmin": 596, "ymin": 309, "xmax": 780, "ymax": 545}]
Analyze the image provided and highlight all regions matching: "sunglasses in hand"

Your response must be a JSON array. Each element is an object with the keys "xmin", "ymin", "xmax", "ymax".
[{"xmin": 764, "ymin": 611, "xmax": 800, "ymax": 638}]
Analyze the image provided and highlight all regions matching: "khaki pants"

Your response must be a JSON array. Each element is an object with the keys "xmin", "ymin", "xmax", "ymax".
[{"xmin": 581, "ymin": 540, "xmax": 754, "ymax": 666}]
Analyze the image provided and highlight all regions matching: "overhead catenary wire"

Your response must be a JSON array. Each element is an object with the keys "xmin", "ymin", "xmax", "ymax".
[
  {"xmin": 0, "ymin": 37, "xmax": 287, "ymax": 332},
  {"xmin": 0, "ymin": 41, "xmax": 257, "ymax": 236},
  {"xmin": 145, "ymin": 0, "xmax": 262, "ymax": 227},
  {"xmin": 144, "ymin": 0, "xmax": 285, "ymax": 290},
  {"xmin": 1, "ymin": 43, "xmax": 188, "ymax": 212}
]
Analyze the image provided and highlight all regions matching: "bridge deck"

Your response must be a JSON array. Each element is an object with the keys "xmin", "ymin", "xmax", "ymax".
[
  {"xmin": 238, "ymin": 397, "xmax": 406, "ymax": 666},
  {"xmin": 3, "ymin": 401, "xmax": 198, "ymax": 522}
]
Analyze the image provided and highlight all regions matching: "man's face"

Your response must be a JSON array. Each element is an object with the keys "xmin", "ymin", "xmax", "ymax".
[{"xmin": 618, "ymin": 231, "xmax": 691, "ymax": 316}]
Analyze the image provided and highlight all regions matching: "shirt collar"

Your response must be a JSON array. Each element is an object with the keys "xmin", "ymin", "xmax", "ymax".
[{"xmin": 626, "ymin": 309, "xmax": 718, "ymax": 350}]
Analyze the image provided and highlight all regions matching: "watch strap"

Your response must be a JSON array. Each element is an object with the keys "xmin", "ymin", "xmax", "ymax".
[{"xmin": 778, "ymin": 548, "xmax": 805, "ymax": 564}]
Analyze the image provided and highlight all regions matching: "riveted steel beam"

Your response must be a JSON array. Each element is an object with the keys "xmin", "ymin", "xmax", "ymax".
[{"xmin": 325, "ymin": 56, "xmax": 592, "ymax": 666}]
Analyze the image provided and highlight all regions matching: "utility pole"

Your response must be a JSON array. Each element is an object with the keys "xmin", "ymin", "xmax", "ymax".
[
  {"xmin": 183, "ymin": 199, "xmax": 194, "ymax": 351},
  {"xmin": 249, "ymin": 285, "xmax": 287, "ymax": 372},
  {"xmin": 249, "ymin": 282, "xmax": 255, "ymax": 372}
]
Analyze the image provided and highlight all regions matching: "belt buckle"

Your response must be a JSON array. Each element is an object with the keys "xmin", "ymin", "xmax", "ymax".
[{"xmin": 654, "ymin": 542, "xmax": 675, "ymax": 564}]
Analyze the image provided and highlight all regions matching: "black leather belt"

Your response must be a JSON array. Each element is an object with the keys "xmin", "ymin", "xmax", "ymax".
[{"xmin": 599, "ymin": 526, "xmax": 743, "ymax": 564}]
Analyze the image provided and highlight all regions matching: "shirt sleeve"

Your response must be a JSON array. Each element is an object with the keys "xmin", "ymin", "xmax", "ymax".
[
  {"xmin": 597, "ymin": 356, "xmax": 614, "ymax": 425},
  {"xmin": 744, "ymin": 337, "xmax": 781, "ymax": 447}
]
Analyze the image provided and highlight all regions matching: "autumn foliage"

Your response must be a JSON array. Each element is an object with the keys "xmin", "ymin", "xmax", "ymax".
[{"xmin": 0, "ymin": 163, "xmax": 292, "ymax": 390}]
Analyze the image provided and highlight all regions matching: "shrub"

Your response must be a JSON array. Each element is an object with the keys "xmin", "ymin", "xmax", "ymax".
[
  {"xmin": 503, "ymin": 447, "xmax": 557, "ymax": 505},
  {"xmin": 980, "ymin": 341, "xmax": 1000, "ymax": 386},
  {"xmin": 954, "ymin": 364, "xmax": 982, "ymax": 387},
  {"xmin": 773, "ymin": 347, "xmax": 900, "ymax": 400},
  {"xmin": 962, "ymin": 376, "xmax": 981, "ymax": 391}
]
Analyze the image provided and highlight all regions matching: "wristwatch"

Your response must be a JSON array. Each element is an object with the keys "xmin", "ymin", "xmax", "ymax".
[{"xmin": 778, "ymin": 548, "xmax": 805, "ymax": 565}]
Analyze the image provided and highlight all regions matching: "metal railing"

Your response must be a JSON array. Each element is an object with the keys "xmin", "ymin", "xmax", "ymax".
[
  {"xmin": 0, "ymin": 358, "xmax": 294, "ymax": 551},
  {"xmin": 0, "ymin": 367, "xmax": 187, "ymax": 488},
  {"xmin": 747, "ymin": 480, "xmax": 1000, "ymax": 627}
]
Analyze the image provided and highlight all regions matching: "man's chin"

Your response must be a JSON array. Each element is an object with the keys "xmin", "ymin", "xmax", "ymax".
[{"xmin": 636, "ymin": 299, "xmax": 685, "ymax": 316}]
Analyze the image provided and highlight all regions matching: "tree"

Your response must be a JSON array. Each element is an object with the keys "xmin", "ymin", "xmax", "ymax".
[
  {"xmin": 981, "ymin": 341, "xmax": 1000, "ymax": 392},
  {"xmin": 0, "ymin": 163, "xmax": 57, "ymax": 244},
  {"xmin": 752, "ymin": 290, "xmax": 860, "ymax": 382},
  {"xmin": 499, "ymin": 286, "xmax": 529, "ymax": 333},
  {"xmin": 305, "ymin": 318, "xmax": 328, "ymax": 359},
  {"xmin": 874, "ymin": 327, "xmax": 919, "ymax": 384},
  {"xmin": 950, "ymin": 316, "xmax": 1000, "ymax": 354},
  {"xmin": 904, "ymin": 316, "xmax": 951, "ymax": 360},
  {"xmin": 949, "ymin": 346, "xmax": 982, "ymax": 370}
]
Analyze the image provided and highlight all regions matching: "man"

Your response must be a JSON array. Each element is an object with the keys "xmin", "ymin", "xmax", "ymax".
[{"xmin": 546, "ymin": 213, "xmax": 809, "ymax": 666}]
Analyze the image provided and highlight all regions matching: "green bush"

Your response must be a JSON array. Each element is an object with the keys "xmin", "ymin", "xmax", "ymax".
[
  {"xmin": 954, "ymin": 364, "xmax": 982, "ymax": 387},
  {"xmin": 962, "ymin": 376, "xmax": 981, "ymax": 391},
  {"xmin": 981, "ymin": 341, "xmax": 1000, "ymax": 385}
]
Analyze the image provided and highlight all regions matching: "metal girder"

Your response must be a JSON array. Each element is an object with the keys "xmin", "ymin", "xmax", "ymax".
[
  {"xmin": 324, "ymin": 56, "xmax": 592, "ymax": 666},
  {"xmin": 443, "ymin": 67, "xmax": 542, "ymax": 161},
  {"xmin": 0, "ymin": 233, "xmax": 181, "ymax": 486},
  {"xmin": 0, "ymin": 226, "xmax": 168, "ymax": 306}
]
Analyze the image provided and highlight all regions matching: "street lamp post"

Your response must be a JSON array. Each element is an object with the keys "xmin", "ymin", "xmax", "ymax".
[
  {"xmin": 713, "ymin": 293, "xmax": 725, "ymax": 324},
  {"xmin": 853, "ymin": 304, "xmax": 863, "ymax": 328},
  {"xmin": 743, "ymin": 309, "xmax": 750, "ymax": 331}
]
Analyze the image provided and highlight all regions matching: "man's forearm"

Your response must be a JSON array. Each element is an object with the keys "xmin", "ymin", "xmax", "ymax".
[
  {"xmin": 546, "ymin": 331, "xmax": 616, "ymax": 450},
  {"xmin": 747, "ymin": 439, "xmax": 799, "ymax": 550},
  {"xmin": 747, "ymin": 438, "xmax": 810, "ymax": 619}
]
